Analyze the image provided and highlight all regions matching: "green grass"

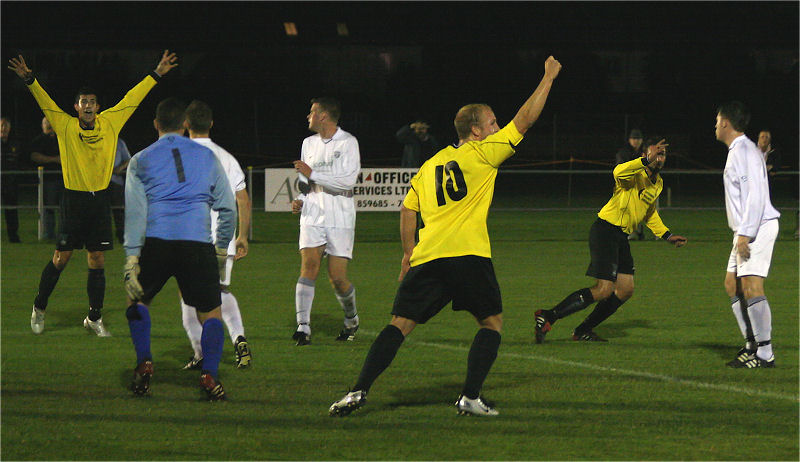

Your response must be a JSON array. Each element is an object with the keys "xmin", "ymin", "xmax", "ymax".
[{"xmin": 2, "ymin": 208, "xmax": 798, "ymax": 460}]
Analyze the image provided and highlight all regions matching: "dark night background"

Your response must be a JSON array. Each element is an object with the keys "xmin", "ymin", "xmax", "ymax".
[{"xmin": 2, "ymin": 1, "xmax": 798, "ymax": 172}]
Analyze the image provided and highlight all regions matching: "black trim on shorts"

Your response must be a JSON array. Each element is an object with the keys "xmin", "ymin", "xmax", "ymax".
[{"xmin": 392, "ymin": 255, "xmax": 502, "ymax": 324}]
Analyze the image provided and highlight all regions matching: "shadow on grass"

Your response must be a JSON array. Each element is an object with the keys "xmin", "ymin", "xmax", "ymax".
[
  {"xmin": 507, "ymin": 319, "xmax": 654, "ymax": 345},
  {"xmin": 694, "ymin": 341, "xmax": 738, "ymax": 360},
  {"xmin": 381, "ymin": 380, "xmax": 463, "ymax": 410}
]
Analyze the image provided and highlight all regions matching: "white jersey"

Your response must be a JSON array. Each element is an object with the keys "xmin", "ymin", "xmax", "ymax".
[
  {"xmin": 723, "ymin": 134, "xmax": 780, "ymax": 237},
  {"xmin": 193, "ymin": 137, "xmax": 246, "ymax": 255},
  {"xmin": 298, "ymin": 127, "xmax": 361, "ymax": 229}
]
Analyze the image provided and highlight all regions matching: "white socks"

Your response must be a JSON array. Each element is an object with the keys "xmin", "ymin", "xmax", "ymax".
[
  {"xmin": 746, "ymin": 296, "xmax": 773, "ymax": 360},
  {"xmin": 181, "ymin": 291, "xmax": 246, "ymax": 355},
  {"xmin": 296, "ymin": 277, "xmax": 315, "ymax": 332},
  {"xmin": 336, "ymin": 286, "xmax": 359, "ymax": 328},
  {"xmin": 181, "ymin": 298, "xmax": 203, "ymax": 360},
  {"xmin": 221, "ymin": 291, "xmax": 245, "ymax": 342},
  {"xmin": 730, "ymin": 296, "xmax": 755, "ymax": 350}
]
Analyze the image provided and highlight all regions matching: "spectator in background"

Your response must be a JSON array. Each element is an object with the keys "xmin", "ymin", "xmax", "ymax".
[
  {"xmin": 757, "ymin": 129, "xmax": 781, "ymax": 198},
  {"xmin": 396, "ymin": 119, "xmax": 441, "ymax": 168},
  {"xmin": 110, "ymin": 138, "xmax": 131, "ymax": 243},
  {"xmin": 615, "ymin": 128, "xmax": 644, "ymax": 165},
  {"xmin": 1, "ymin": 116, "xmax": 22, "ymax": 242},
  {"xmin": 29, "ymin": 116, "xmax": 63, "ymax": 240},
  {"xmin": 616, "ymin": 129, "xmax": 646, "ymax": 240}
]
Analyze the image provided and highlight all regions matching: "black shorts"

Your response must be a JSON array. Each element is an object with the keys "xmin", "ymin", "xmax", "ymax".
[
  {"xmin": 585, "ymin": 218, "xmax": 635, "ymax": 281},
  {"xmin": 138, "ymin": 238, "xmax": 221, "ymax": 312},
  {"xmin": 57, "ymin": 188, "xmax": 113, "ymax": 252},
  {"xmin": 392, "ymin": 255, "xmax": 502, "ymax": 324}
]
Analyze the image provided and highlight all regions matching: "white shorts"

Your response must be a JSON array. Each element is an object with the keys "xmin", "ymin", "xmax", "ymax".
[
  {"xmin": 726, "ymin": 219, "xmax": 778, "ymax": 278},
  {"xmin": 220, "ymin": 256, "xmax": 234, "ymax": 286},
  {"xmin": 298, "ymin": 225, "xmax": 354, "ymax": 259}
]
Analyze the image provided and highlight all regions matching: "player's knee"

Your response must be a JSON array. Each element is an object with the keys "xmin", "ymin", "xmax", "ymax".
[
  {"xmin": 52, "ymin": 251, "xmax": 71, "ymax": 269},
  {"xmin": 329, "ymin": 276, "xmax": 350, "ymax": 293},
  {"xmin": 478, "ymin": 314, "xmax": 502, "ymax": 332},
  {"xmin": 591, "ymin": 283, "xmax": 614, "ymax": 301},
  {"xmin": 616, "ymin": 286, "xmax": 634, "ymax": 301},
  {"xmin": 220, "ymin": 284, "xmax": 231, "ymax": 294},
  {"xmin": 87, "ymin": 251, "xmax": 105, "ymax": 269}
]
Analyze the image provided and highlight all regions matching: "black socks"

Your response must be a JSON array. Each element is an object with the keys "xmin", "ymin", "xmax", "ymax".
[
  {"xmin": 87, "ymin": 268, "xmax": 105, "ymax": 321},
  {"xmin": 33, "ymin": 261, "xmax": 63, "ymax": 310},
  {"xmin": 354, "ymin": 324, "xmax": 405, "ymax": 393},
  {"xmin": 575, "ymin": 293, "xmax": 625, "ymax": 334},
  {"xmin": 548, "ymin": 288, "xmax": 595, "ymax": 322},
  {"xmin": 462, "ymin": 328, "xmax": 501, "ymax": 400}
]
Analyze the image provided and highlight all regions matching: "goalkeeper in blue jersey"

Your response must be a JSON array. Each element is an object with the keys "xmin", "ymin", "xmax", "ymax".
[
  {"xmin": 122, "ymin": 98, "xmax": 236, "ymax": 401},
  {"xmin": 535, "ymin": 137, "xmax": 687, "ymax": 343}
]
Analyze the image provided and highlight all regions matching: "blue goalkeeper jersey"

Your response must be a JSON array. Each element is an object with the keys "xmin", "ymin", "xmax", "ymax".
[{"xmin": 124, "ymin": 133, "xmax": 236, "ymax": 257}]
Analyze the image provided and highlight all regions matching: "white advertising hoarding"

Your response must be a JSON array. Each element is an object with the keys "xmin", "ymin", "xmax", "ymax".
[{"xmin": 264, "ymin": 168, "xmax": 418, "ymax": 212}]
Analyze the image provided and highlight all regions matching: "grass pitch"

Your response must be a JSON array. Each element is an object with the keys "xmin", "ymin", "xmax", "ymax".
[{"xmin": 1, "ymin": 209, "xmax": 798, "ymax": 460}]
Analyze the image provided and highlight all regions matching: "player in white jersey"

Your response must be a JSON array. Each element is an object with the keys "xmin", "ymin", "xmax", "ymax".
[
  {"xmin": 291, "ymin": 97, "xmax": 361, "ymax": 345},
  {"xmin": 180, "ymin": 100, "xmax": 252, "ymax": 369},
  {"xmin": 715, "ymin": 101, "xmax": 781, "ymax": 369}
]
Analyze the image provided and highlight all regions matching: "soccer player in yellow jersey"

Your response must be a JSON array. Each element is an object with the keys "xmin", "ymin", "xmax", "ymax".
[
  {"xmin": 8, "ymin": 51, "xmax": 178, "ymax": 336},
  {"xmin": 535, "ymin": 137, "xmax": 687, "ymax": 344},
  {"xmin": 330, "ymin": 56, "xmax": 562, "ymax": 417}
]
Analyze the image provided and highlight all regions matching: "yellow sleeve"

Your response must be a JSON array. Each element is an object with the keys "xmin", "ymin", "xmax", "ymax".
[
  {"xmin": 644, "ymin": 208, "xmax": 669, "ymax": 238},
  {"xmin": 100, "ymin": 75, "xmax": 158, "ymax": 133},
  {"xmin": 403, "ymin": 182, "xmax": 420, "ymax": 212},
  {"xmin": 27, "ymin": 79, "xmax": 72, "ymax": 133},
  {"xmin": 613, "ymin": 157, "xmax": 647, "ymax": 189},
  {"xmin": 476, "ymin": 122, "xmax": 523, "ymax": 167}
]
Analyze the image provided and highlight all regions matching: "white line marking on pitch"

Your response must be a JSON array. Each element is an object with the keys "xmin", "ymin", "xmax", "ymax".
[{"xmin": 363, "ymin": 330, "xmax": 799, "ymax": 403}]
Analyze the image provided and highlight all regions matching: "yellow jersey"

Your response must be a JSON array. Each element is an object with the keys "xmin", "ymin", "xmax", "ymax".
[
  {"xmin": 597, "ymin": 157, "xmax": 669, "ymax": 237},
  {"xmin": 27, "ymin": 75, "xmax": 157, "ymax": 192},
  {"xmin": 403, "ymin": 122, "xmax": 523, "ymax": 266}
]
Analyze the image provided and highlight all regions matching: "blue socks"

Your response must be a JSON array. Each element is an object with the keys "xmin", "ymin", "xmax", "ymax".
[
  {"xmin": 201, "ymin": 318, "xmax": 224, "ymax": 379},
  {"xmin": 126, "ymin": 303, "xmax": 151, "ymax": 365}
]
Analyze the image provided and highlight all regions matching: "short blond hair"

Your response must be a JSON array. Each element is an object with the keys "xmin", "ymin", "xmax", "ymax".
[{"xmin": 454, "ymin": 104, "xmax": 491, "ymax": 140}]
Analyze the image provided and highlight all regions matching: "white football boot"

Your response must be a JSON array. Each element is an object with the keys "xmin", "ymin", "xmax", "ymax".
[
  {"xmin": 455, "ymin": 395, "xmax": 499, "ymax": 416},
  {"xmin": 329, "ymin": 390, "xmax": 367, "ymax": 417},
  {"xmin": 83, "ymin": 316, "xmax": 112, "ymax": 337},
  {"xmin": 31, "ymin": 306, "xmax": 45, "ymax": 334}
]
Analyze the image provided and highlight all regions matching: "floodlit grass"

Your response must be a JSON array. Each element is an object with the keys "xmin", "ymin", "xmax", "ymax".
[{"xmin": 2, "ymin": 209, "xmax": 798, "ymax": 460}]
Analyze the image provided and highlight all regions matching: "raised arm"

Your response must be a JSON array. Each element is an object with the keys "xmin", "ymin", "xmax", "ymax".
[
  {"xmin": 511, "ymin": 56, "xmax": 562, "ymax": 136},
  {"xmin": 9, "ymin": 55, "xmax": 72, "ymax": 130}
]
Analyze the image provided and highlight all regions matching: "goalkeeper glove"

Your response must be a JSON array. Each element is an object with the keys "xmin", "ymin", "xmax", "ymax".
[
  {"xmin": 123, "ymin": 255, "xmax": 144, "ymax": 300},
  {"xmin": 215, "ymin": 247, "xmax": 228, "ymax": 283}
]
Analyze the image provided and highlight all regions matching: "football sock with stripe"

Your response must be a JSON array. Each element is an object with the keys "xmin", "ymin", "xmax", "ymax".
[
  {"xmin": 180, "ymin": 298, "xmax": 204, "ymax": 360},
  {"xmin": 295, "ymin": 277, "xmax": 315, "ymax": 331},
  {"xmin": 462, "ymin": 328, "xmax": 501, "ymax": 400},
  {"xmin": 33, "ymin": 261, "xmax": 63, "ymax": 310},
  {"xmin": 201, "ymin": 318, "xmax": 224, "ymax": 379},
  {"xmin": 746, "ymin": 296, "xmax": 773, "ymax": 360},
  {"xmin": 549, "ymin": 288, "xmax": 595, "ymax": 321},
  {"xmin": 336, "ymin": 285, "xmax": 359, "ymax": 328},
  {"xmin": 730, "ymin": 296, "xmax": 756, "ymax": 351},
  {"xmin": 126, "ymin": 303, "xmax": 152, "ymax": 364},
  {"xmin": 354, "ymin": 324, "xmax": 405, "ymax": 393},
  {"xmin": 221, "ymin": 291, "xmax": 245, "ymax": 344},
  {"xmin": 574, "ymin": 293, "xmax": 624, "ymax": 334},
  {"xmin": 87, "ymin": 268, "xmax": 105, "ymax": 321}
]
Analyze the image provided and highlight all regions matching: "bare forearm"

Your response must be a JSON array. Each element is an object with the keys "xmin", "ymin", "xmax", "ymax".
[
  {"xmin": 512, "ymin": 77, "xmax": 555, "ymax": 136},
  {"xmin": 399, "ymin": 206, "xmax": 417, "ymax": 256},
  {"xmin": 236, "ymin": 190, "xmax": 251, "ymax": 237}
]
